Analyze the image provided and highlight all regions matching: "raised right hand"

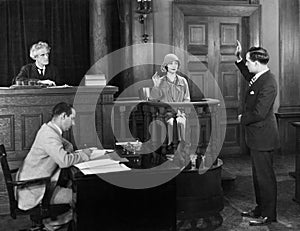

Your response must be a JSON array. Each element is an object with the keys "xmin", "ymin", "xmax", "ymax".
[
  {"xmin": 152, "ymin": 72, "xmax": 162, "ymax": 87},
  {"xmin": 235, "ymin": 40, "xmax": 242, "ymax": 60}
]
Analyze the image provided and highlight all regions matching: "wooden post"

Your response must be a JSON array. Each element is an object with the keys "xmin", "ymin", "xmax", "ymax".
[{"xmin": 291, "ymin": 122, "xmax": 300, "ymax": 204}]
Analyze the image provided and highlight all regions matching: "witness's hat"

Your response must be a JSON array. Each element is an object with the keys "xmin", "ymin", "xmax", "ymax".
[{"xmin": 161, "ymin": 54, "xmax": 180, "ymax": 72}]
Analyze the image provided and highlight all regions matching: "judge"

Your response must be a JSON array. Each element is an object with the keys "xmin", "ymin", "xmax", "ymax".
[{"xmin": 14, "ymin": 41, "xmax": 58, "ymax": 86}]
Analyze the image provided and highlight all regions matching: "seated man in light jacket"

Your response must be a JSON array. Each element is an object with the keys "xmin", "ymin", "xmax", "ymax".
[{"xmin": 16, "ymin": 102, "xmax": 92, "ymax": 230}]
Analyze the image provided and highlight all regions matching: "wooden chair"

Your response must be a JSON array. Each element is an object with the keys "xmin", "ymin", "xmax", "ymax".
[{"xmin": 0, "ymin": 144, "xmax": 71, "ymax": 231}]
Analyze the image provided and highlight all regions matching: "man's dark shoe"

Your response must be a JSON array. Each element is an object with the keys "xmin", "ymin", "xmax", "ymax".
[
  {"xmin": 241, "ymin": 210, "xmax": 261, "ymax": 218},
  {"xmin": 249, "ymin": 217, "xmax": 276, "ymax": 226}
]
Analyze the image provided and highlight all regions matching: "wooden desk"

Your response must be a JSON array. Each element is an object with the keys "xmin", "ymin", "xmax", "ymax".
[
  {"xmin": 70, "ymin": 156, "xmax": 223, "ymax": 231},
  {"xmin": 71, "ymin": 167, "xmax": 179, "ymax": 231}
]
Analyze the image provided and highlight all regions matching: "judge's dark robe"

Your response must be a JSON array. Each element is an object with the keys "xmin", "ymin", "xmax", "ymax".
[{"xmin": 13, "ymin": 63, "xmax": 59, "ymax": 84}]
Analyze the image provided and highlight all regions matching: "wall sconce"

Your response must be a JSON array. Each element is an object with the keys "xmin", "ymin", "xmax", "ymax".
[{"xmin": 136, "ymin": 0, "xmax": 152, "ymax": 43}]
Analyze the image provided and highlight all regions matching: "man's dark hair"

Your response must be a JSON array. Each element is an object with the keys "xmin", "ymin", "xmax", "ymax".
[
  {"xmin": 247, "ymin": 47, "xmax": 269, "ymax": 64},
  {"xmin": 52, "ymin": 102, "xmax": 73, "ymax": 118}
]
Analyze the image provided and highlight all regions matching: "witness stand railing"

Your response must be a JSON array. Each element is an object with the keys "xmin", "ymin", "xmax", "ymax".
[{"xmin": 112, "ymin": 98, "xmax": 221, "ymax": 169}]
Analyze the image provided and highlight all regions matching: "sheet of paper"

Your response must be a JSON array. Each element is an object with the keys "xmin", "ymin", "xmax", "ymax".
[
  {"xmin": 74, "ymin": 149, "xmax": 131, "ymax": 175},
  {"xmin": 75, "ymin": 158, "xmax": 120, "ymax": 169},
  {"xmin": 79, "ymin": 163, "xmax": 130, "ymax": 175}
]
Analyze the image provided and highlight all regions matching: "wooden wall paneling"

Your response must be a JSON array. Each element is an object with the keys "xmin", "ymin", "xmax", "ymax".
[
  {"xmin": 276, "ymin": 113, "xmax": 300, "ymax": 155},
  {"xmin": 222, "ymin": 123, "xmax": 241, "ymax": 155},
  {"xmin": 222, "ymin": 71, "xmax": 238, "ymax": 101},
  {"xmin": 174, "ymin": 2, "xmax": 260, "ymax": 17},
  {"xmin": 189, "ymin": 71, "xmax": 206, "ymax": 101},
  {"xmin": 276, "ymin": 0, "xmax": 300, "ymax": 155},
  {"xmin": 174, "ymin": 0, "xmax": 250, "ymax": 3},
  {"xmin": 248, "ymin": 4, "xmax": 261, "ymax": 47},
  {"xmin": 172, "ymin": 3, "xmax": 185, "ymax": 55},
  {"xmin": 99, "ymin": 96, "xmax": 115, "ymax": 148},
  {"xmin": 216, "ymin": 17, "xmax": 242, "ymax": 155},
  {"xmin": 74, "ymin": 111, "xmax": 98, "ymax": 148},
  {"xmin": 0, "ymin": 115, "xmax": 14, "ymax": 151},
  {"xmin": 279, "ymin": 0, "xmax": 300, "ymax": 108},
  {"xmin": 21, "ymin": 114, "xmax": 43, "ymax": 150},
  {"xmin": 0, "ymin": 178, "xmax": 9, "ymax": 216}
]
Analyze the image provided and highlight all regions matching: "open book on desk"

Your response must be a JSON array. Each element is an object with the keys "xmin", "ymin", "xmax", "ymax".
[{"xmin": 74, "ymin": 153, "xmax": 130, "ymax": 175}]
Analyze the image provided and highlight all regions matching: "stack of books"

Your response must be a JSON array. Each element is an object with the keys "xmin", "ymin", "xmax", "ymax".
[{"xmin": 84, "ymin": 74, "xmax": 106, "ymax": 86}]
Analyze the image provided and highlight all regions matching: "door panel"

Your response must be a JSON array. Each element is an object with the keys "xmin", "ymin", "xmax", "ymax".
[{"xmin": 185, "ymin": 16, "xmax": 243, "ymax": 155}]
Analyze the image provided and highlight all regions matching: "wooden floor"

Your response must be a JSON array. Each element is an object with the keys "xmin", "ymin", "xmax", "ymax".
[{"xmin": 0, "ymin": 153, "xmax": 299, "ymax": 231}]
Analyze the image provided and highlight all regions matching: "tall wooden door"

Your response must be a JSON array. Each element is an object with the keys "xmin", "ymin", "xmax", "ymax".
[{"xmin": 184, "ymin": 16, "xmax": 245, "ymax": 155}]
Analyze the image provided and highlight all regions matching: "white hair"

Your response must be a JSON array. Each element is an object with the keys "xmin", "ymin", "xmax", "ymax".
[{"xmin": 29, "ymin": 41, "xmax": 51, "ymax": 60}]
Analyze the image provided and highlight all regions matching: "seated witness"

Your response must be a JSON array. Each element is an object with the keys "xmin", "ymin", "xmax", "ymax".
[
  {"xmin": 16, "ymin": 102, "xmax": 92, "ymax": 230},
  {"xmin": 14, "ymin": 41, "xmax": 58, "ymax": 86},
  {"xmin": 150, "ymin": 53, "xmax": 190, "ymax": 146}
]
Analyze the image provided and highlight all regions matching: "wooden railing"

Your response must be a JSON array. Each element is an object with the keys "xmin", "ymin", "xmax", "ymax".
[{"xmin": 112, "ymin": 98, "xmax": 221, "ymax": 167}]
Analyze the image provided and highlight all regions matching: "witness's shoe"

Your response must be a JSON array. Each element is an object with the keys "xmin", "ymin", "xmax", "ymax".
[
  {"xmin": 241, "ymin": 210, "xmax": 261, "ymax": 218},
  {"xmin": 249, "ymin": 217, "xmax": 276, "ymax": 226}
]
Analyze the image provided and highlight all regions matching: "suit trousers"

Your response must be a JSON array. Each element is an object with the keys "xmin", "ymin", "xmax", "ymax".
[{"xmin": 250, "ymin": 149, "xmax": 277, "ymax": 220}]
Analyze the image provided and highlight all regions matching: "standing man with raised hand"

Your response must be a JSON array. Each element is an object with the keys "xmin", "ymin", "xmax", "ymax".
[{"xmin": 235, "ymin": 40, "xmax": 280, "ymax": 226}]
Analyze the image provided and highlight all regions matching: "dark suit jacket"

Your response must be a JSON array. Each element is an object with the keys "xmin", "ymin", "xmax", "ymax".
[
  {"xmin": 13, "ymin": 63, "xmax": 59, "ymax": 84},
  {"xmin": 236, "ymin": 61, "xmax": 280, "ymax": 151}
]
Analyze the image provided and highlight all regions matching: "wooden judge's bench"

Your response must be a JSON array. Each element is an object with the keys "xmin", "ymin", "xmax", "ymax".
[{"xmin": 0, "ymin": 86, "xmax": 118, "ymax": 214}]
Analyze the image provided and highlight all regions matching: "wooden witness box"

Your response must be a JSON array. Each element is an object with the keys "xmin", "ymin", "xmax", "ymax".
[{"xmin": 0, "ymin": 85, "xmax": 118, "ymax": 214}]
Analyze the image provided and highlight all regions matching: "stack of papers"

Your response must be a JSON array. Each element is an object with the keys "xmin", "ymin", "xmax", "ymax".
[{"xmin": 75, "ymin": 149, "xmax": 130, "ymax": 175}]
